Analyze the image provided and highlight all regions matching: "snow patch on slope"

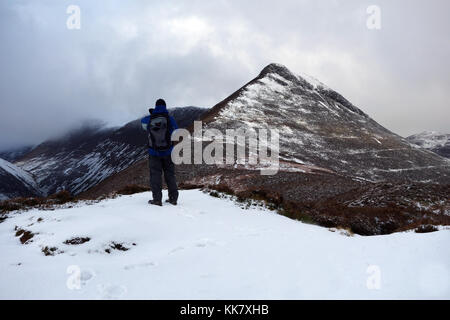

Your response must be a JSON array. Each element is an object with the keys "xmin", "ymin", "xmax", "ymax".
[
  {"xmin": 15, "ymin": 140, "xmax": 147, "ymax": 196},
  {"xmin": 297, "ymin": 71, "xmax": 330, "ymax": 90},
  {"xmin": 407, "ymin": 131, "xmax": 449, "ymax": 149}
]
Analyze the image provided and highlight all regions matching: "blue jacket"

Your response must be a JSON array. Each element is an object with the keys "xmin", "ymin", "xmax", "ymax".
[{"xmin": 141, "ymin": 105, "xmax": 178, "ymax": 157}]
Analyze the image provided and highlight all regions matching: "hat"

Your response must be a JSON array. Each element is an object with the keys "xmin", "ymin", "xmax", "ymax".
[{"xmin": 155, "ymin": 98, "xmax": 166, "ymax": 107}]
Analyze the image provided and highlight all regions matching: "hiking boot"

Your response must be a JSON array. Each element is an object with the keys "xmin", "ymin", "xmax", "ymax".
[
  {"xmin": 165, "ymin": 198, "xmax": 177, "ymax": 206},
  {"xmin": 148, "ymin": 199, "xmax": 162, "ymax": 206}
]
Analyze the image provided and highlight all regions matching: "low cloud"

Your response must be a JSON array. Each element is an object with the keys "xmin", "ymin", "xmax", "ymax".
[{"xmin": 0, "ymin": 0, "xmax": 449, "ymax": 150}]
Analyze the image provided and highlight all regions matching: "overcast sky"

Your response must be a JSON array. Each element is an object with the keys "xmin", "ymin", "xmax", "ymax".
[{"xmin": 0, "ymin": 0, "xmax": 449, "ymax": 151}]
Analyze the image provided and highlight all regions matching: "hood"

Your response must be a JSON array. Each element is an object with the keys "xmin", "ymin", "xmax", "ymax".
[{"xmin": 153, "ymin": 104, "xmax": 168, "ymax": 114}]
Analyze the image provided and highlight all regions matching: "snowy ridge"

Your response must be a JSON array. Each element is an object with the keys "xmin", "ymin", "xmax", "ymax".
[
  {"xmin": 1, "ymin": 189, "xmax": 448, "ymax": 299},
  {"xmin": 0, "ymin": 158, "xmax": 37, "ymax": 188},
  {"xmin": 267, "ymin": 63, "xmax": 330, "ymax": 90},
  {"xmin": 297, "ymin": 71, "xmax": 330, "ymax": 90},
  {"xmin": 0, "ymin": 158, "xmax": 40, "ymax": 198}
]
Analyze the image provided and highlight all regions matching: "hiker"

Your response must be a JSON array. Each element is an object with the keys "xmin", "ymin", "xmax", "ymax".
[{"xmin": 141, "ymin": 99, "xmax": 179, "ymax": 206}]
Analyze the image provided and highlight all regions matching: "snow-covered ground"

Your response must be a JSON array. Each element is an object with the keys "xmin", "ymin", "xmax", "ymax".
[{"xmin": 0, "ymin": 189, "xmax": 449, "ymax": 300}]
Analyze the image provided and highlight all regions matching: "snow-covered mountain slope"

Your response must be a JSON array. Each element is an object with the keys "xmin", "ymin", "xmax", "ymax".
[
  {"xmin": 407, "ymin": 131, "xmax": 450, "ymax": 159},
  {"xmin": 14, "ymin": 107, "xmax": 207, "ymax": 197},
  {"xmin": 0, "ymin": 158, "xmax": 41, "ymax": 200},
  {"xmin": 201, "ymin": 63, "xmax": 450, "ymax": 183},
  {"xmin": 0, "ymin": 189, "xmax": 448, "ymax": 299},
  {"xmin": 15, "ymin": 121, "xmax": 145, "ymax": 197}
]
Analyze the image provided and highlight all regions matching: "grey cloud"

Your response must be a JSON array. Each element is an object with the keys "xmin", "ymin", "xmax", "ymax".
[{"xmin": 0, "ymin": 0, "xmax": 449, "ymax": 151}]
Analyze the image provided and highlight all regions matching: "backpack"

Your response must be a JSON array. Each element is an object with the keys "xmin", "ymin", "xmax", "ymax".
[{"xmin": 147, "ymin": 113, "xmax": 172, "ymax": 151}]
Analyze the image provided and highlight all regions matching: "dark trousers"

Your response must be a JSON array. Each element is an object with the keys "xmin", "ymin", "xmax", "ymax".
[{"xmin": 149, "ymin": 155, "xmax": 178, "ymax": 202}]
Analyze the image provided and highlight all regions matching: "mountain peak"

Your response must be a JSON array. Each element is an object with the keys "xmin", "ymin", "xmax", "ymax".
[
  {"xmin": 204, "ymin": 63, "xmax": 449, "ymax": 183},
  {"xmin": 260, "ymin": 62, "xmax": 290, "ymax": 74},
  {"xmin": 259, "ymin": 63, "xmax": 329, "ymax": 92},
  {"xmin": 259, "ymin": 63, "xmax": 298, "ymax": 83}
]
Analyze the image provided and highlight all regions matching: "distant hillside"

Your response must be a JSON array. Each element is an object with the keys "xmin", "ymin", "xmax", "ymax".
[
  {"xmin": 407, "ymin": 131, "xmax": 450, "ymax": 159},
  {"xmin": 0, "ymin": 158, "xmax": 41, "ymax": 200},
  {"xmin": 11, "ymin": 107, "xmax": 207, "ymax": 197},
  {"xmin": 0, "ymin": 146, "xmax": 34, "ymax": 163}
]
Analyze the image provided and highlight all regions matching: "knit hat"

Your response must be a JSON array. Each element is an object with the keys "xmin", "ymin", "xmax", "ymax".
[{"xmin": 155, "ymin": 98, "xmax": 166, "ymax": 107}]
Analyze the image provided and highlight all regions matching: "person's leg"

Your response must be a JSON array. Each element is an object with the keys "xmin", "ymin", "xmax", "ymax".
[
  {"xmin": 149, "ymin": 155, "xmax": 163, "ymax": 202},
  {"xmin": 162, "ymin": 155, "xmax": 178, "ymax": 201}
]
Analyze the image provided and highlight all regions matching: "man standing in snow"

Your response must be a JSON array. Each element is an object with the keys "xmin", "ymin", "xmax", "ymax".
[{"xmin": 141, "ymin": 99, "xmax": 179, "ymax": 206}]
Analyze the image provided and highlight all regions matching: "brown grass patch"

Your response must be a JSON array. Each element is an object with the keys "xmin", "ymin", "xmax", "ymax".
[
  {"xmin": 0, "ymin": 190, "xmax": 76, "ymax": 213},
  {"xmin": 14, "ymin": 226, "xmax": 35, "ymax": 244},
  {"xmin": 64, "ymin": 237, "xmax": 91, "ymax": 245},
  {"xmin": 415, "ymin": 225, "xmax": 439, "ymax": 233},
  {"xmin": 105, "ymin": 242, "xmax": 130, "ymax": 253},
  {"xmin": 41, "ymin": 246, "xmax": 63, "ymax": 256},
  {"xmin": 206, "ymin": 184, "xmax": 450, "ymax": 236},
  {"xmin": 48, "ymin": 190, "xmax": 74, "ymax": 203},
  {"xmin": 116, "ymin": 184, "xmax": 150, "ymax": 195}
]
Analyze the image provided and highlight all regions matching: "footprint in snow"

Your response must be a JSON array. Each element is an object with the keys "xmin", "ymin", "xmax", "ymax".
[
  {"xmin": 80, "ymin": 269, "xmax": 96, "ymax": 285},
  {"xmin": 180, "ymin": 213, "xmax": 194, "ymax": 219},
  {"xmin": 177, "ymin": 207, "xmax": 194, "ymax": 219},
  {"xmin": 195, "ymin": 238, "xmax": 220, "ymax": 248},
  {"xmin": 235, "ymin": 226, "xmax": 261, "ymax": 237},
  {"xmin": 169, "ymin": 246, "xmax": 185, "ymax": 254},
  {"xmin": 124, "ymin": 261, "xmax": 157, "ymax": 270},
  {"xmin": 97, "ymin": 284, "xmax": 127, "ymax": 299}
]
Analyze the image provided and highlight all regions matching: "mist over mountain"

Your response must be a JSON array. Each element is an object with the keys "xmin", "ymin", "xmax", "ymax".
[
  {"xmin": 0, "ymin": 107, "xmax": 207, "ymax": 198},
  {"xmin": 0, "ymin": 145, "xmax": 34, "ymax": 163}
]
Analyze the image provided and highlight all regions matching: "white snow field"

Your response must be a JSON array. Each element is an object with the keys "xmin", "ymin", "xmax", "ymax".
[{"xmin": 0, "ymin": 189, "xmax": 449, "ymax": 300}]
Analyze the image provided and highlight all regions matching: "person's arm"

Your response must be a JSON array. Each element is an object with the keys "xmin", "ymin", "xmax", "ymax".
[{"xmin": 169, "ymin": 116, "xmax": 178, "ymax": 133}]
